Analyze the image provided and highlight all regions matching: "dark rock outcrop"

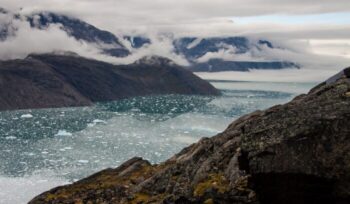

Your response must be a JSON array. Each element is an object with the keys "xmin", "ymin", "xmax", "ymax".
[
  {"xmin": 0, "ymin": 54, "xmax": 219, "ymax": 111},
  {"xmin": 29, "ymin": 67, "xmax": 350, "ymax": 203}
]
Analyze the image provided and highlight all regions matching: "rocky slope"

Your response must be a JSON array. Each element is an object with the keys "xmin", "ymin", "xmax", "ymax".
[
  {"xmin": 29, "ymin": 68, "xmax": 350, "ymax": 204},
  {"xmin": 0, "ymin": 54, "xmax": 219, "ymax": 111}
]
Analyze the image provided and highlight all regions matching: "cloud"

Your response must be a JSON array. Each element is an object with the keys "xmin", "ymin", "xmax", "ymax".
[
  {"xmin": 2, "ymin": 1, "xmax": 350, "ymax": 21},
  {"xmin": 0, "ymin": 0, "xmax": 349, "ymax": 83},
  {"xmin": 116, "ymin": 34, "xmax": 190, "ymax": 65},
  {"xmin": 1, "ymin": 1, "xmax": 350, "ymax": 42},
  {"xmin": 309, "ymin": 39, "xmax": 350, "ymax": 58},
  {"xmin": 0, "ymin": 0, "xmax": 349, "ymax": 35},
  {"xmin": 0, "ymin": 17, "xmax": 103, "ymax": 60},
  {"xmin": 0, "ymin": 14, "xmax": 190, "ymax": 65},
  {"xmin": 195, "ymin": 68, "xmax": 340, "ymax": 83},
  {"xmin": 193, "ymin": 37, "xmax": 350, "ymax": 74},
  {"xmin": 195, "ymin": 42, "xmax": 265, "ymax": 63}
]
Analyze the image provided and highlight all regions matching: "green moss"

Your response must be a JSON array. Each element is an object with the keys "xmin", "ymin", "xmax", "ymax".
[
  {"xmin": 193, "ymin": 173, "xmax": 229, "ymax": 197},
  {"xmin": 42, "ymin": 163, "xmax": 160, "ymax": 202},
  {"xmin": 130, "ymin": 192, "xmax": 167, "ymax": 204},
  {"xmin": 131, "ymin": 193, "xmax": 152, "ymax": 204},
  {"xmin": 40, "ymin": 161, "xmax": 174, "ymax": 202}
]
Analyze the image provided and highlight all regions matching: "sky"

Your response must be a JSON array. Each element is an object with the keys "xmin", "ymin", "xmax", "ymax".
[
  {"xmin": 235, "ymin": 12, "xmax": 350, "ymax": 25},
  {"xmin": 0, "ymin": 0, "xmax": 350, "ymax": 82},
  {"xmin": 1, "ymin": 0, "xmax": 349, "ymax": 36}
]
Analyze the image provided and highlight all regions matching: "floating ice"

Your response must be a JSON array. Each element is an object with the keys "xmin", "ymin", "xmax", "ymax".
[
  {"xmin": 131, "ymin": 108, "xmax": 140, "ymax": 112},
  {"xmin": 92, "ymin": 119, "xmax": 107, "ymax": 124},
  {"xmin": 55, "ymin": 130, "xmax": 73, "ymax": 136},
  {"xmin": 0, "ymin": 173, "xmax": 68, "ymax": 204},
  {"xmin": 20, "ymin": 114, "xmax": 33, "ymax": 119},
  {"xmin": 0, "ymin": 81, "xmax": 315, "ymax": 204}
]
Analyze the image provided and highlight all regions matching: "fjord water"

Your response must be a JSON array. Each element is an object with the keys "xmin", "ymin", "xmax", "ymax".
[{"xmin": 0, "ymin": 81, "xmax": 314, "ymax": 203}]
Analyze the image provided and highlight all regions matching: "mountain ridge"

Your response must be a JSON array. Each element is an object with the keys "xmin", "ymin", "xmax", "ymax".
[
  {"xmin": 0, "ymin": 53, "xmax": 219, "ymax": 111},
  {"xmin": 0, "ymin": 9, "xmax": 299, "ymax": 72}
]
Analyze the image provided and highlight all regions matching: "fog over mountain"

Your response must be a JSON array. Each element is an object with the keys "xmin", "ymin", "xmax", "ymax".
[{"xmin": 0, "ymin": 1, "xmax": 350, "ymax": 82}]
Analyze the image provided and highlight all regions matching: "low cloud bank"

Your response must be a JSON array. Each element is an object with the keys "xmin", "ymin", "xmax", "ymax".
[
  {"xmin": 0, "ymin": 7, "xmax": 349, "ymax": 83},
  {"xmin": 196, "ymin": 68, "xmax": 342, "ymax": 83}
]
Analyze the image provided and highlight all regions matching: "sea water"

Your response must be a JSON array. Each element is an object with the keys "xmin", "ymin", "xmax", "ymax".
[{"xmin": 0, "ymin": 81, "xmax": 315, "ymax": 203}]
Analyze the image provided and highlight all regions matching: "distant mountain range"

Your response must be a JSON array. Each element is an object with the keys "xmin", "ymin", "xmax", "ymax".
[
  {"xmin": 0, "ymin": 8, "xmax": 298, "ymax": 72},
  {"xmin": 173, "ymin": 37, "xmax": 299, "ymax": 71},
  {"xmin": 0, "ymin": 54, "xmax": 219, "ymax": 111}
]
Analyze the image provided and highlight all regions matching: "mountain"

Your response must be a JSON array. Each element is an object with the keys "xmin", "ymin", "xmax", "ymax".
[
  {"xmin": 173, "ymin": 37, "xmax": 251, "ymax": 59},
  {"xmin": 29, "ymin": 68, "xmax": 350, "ymax": 204},
  {"xmin": 26, "ymin": 12, "xmax": 153, "ymax": 57},
  {"xmin": 0, "ymin": 53, "xmax": 219, "ymax": 111},
  {"xmin": 27, "ymin": 12, "xmax": 131, "ymax": 57},
  {"xmin": 0, "ymin": 10, "xmax": 151, "ymax": 57},
  {"xmin": 0, "ymin": 9, "xmax": 299, "ymax": 72},
  {"xmin": 190, "ymin": 59, "xmax": 299, "ymax": 72},
  {"xmin": 0, "ymin": 7, "xmax": 8, "ymax": 14},
  {"xmin": 173, "ymin": 37, "xmax": 299, "ymax": 72},
  {"xmin": 0, "ymin": 7, "xmax": 13, "ymax": 40},
  {"xmin": 123, "ymin": 36, "xmax": 151, "ymax": 49},
  {"xmin": 1, "ymin": 9, "xmax": 299, "ymax": 72}
]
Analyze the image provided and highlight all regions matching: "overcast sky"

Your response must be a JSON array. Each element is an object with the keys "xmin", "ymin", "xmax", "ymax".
[
  {"xmin": 1, "ymin": 0, "xmax": 350, "ymax": 82},
  {"xmin": 1, "ymin": 0, "xmax": 349, "ymax": 53},
  {"xmin": 1, "ymin": 0, "xmax": 349, "ymax": 32}
]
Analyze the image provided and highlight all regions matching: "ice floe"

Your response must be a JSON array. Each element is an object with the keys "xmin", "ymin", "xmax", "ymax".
[
  {"xmin": 55, "ymin": 130, "xmax": 73, "ymax": 136},
  {"xmin": 20, "ymin": 114, "xmax": 33, "ymax": 119}
]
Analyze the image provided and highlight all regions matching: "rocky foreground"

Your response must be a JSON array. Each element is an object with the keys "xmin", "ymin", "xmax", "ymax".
[
  {"xmin": 30, "ymin": 68, "xmax": 350, "ymax": 204},
  {"xmin": 0, "ymin": 54, "xmax": 219, "ymax": 111}
]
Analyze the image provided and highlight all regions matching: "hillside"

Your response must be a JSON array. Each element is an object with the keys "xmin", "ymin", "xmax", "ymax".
[{"xmin": 0, "ymin": 54, "xmax": 219, "ymax": 111}]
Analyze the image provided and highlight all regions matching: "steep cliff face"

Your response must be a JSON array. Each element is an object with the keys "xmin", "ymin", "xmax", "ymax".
[
  {"xmin": 29, "ymin": 68, "xmax": 350, "ymax": 204},
  {"xmin": 0, "ymin": 54, "xmax": 220, "ymax": 111}
]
